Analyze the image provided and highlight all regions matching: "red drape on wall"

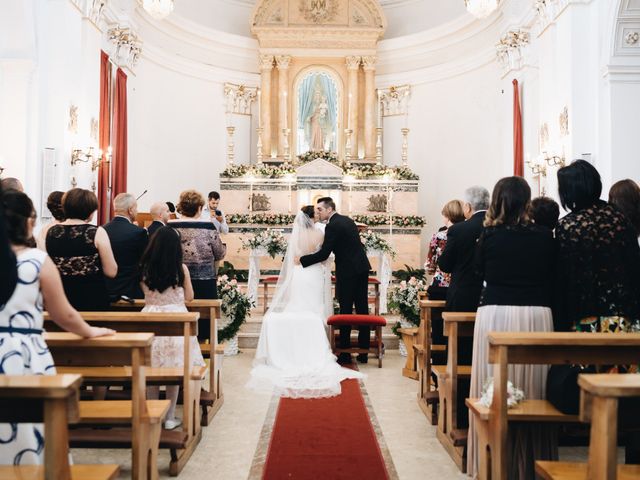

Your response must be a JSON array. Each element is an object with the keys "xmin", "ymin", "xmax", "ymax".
[
  {"xmin": 111, "ymin": 68, "xmax": 128, "ymax": 216},
  {"xmin": 97, "ymin": 51, "xmax": 111, "ymax": 225},
  {"xmin": 513, "ymin": 78, "xmax": 524, "ymax": 177}
]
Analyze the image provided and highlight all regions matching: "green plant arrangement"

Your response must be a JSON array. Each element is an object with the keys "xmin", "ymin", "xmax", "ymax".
[
  {"xmin": 392, "ymin": 264, "xmax": 427, "ymax": 283},
  {"xmin": 241, "ymin": 229, "xmax": 288, "ymax": 259},
  {"xmin": 360, "ymin": 230, "xmax": 396, "ymax": 257},
  {"xmin": 216, "ymin": 275, "xmax": 255, "ymax": 342},
  {"xmin": 297, "ymin": 150, "xmax": 339, "ymax": 164},
  {"xmin": 387, "ymin": 276, "xmax": 428, "ymax": 337}
]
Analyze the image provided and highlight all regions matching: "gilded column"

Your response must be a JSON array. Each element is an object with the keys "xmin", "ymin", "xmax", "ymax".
[
  {"xmin": 259, "ymin": 55, "xmax": 274, "ymax": 158},
  {"xmin": 345, "ymin": 56, "xmax": 361, "ymax": 158},
  {"xmin": 275, "ymin": 55, "xmax": 291, "ymax": 159},
  {"xmin": 362, "ymin": 55, "xmax": 377, "ymax": 160}
]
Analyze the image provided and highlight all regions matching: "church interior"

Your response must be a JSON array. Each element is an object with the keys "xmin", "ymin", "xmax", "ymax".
[{"xmin": 1, "ymin": 0, "xmax": 640, "ymax": 479}]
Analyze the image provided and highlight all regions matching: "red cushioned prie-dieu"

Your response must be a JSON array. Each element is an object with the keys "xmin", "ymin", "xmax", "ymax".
[{"xmin": 327, "ymin": 314, "xmax": 387, "ymax": 327}]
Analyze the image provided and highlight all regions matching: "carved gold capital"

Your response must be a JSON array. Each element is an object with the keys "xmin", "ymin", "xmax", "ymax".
[
  {"xmin": 275, "ymin": 55, "xmax": 291, "ymax": 70},
  {"xmin": 259, "ymin": 54, "xmax": 274, "ymax": 70},
  {"xmin": 345, "ymin": 55, "xmax": 361, "ymax": 71},
  {"xmin": 361, "ymin": 55, "xmax": 377, "ymax": 71}
]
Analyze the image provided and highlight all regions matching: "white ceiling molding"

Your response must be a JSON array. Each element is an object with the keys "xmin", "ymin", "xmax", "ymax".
[{"xmin": 602, "ymin": 63, "xmax": 640, "ymax": 83}]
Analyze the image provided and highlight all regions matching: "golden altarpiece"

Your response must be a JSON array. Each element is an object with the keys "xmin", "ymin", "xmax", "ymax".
[{"xmin": 219, "ymin": 0, "xmax": 423, "ymax": 302}]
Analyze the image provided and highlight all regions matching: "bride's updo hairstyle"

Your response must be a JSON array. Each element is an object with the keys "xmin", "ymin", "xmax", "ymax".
[{"xmin": 301, "ymin": 205, "xmax": 315, "ymax": 220}]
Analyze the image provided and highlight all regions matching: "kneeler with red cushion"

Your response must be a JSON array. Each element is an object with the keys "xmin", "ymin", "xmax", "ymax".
[{"xmin": 327, "ymin": 314, "xmax": 387, "ymax": 368}]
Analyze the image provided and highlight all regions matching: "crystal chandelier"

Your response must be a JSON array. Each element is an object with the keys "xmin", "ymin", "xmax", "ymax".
[
  {"xmin": 142, "ymin": 0, "xmax": 174, "ymax": 20},
  {"xmin": 464, "ymin": 0, "xmax": 500, "ymax": 19}
]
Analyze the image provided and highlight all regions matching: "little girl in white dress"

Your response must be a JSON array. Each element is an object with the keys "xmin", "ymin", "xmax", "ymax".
[{"xmin": 139, "ymin": 226, "xmax": 205, "ymax": 430}]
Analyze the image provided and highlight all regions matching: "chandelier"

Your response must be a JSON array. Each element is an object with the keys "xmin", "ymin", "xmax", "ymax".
[
  {"xmin": 142, "ymin": 0, "xmax": 174, "ymax": 20},
  {"xmin": 464, "ymin": 0, "xmax": 500, "ymax": 19}
]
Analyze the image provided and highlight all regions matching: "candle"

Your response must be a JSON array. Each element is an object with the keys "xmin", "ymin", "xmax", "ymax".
[
  {"xmin": 257, "ymin": 90, "xmax": 261, "ymax": 128},
  {"xmin": 348, "ymin": 93, "xmax": 352, "ymax": 130},
  {"xmin": 377, "ymin": 90, "xmax": 382, "ymax": 129},
  {"xmin": 283, "ymin": 91, "xmax": 288, "ymax": 130}
]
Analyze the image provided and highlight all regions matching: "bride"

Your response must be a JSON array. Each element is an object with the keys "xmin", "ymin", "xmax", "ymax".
[{"xmin": 247, "ymin": 205, "xmax": 363, "ymax": 398}]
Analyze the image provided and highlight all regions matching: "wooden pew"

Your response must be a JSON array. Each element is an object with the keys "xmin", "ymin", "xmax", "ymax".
[
  {"xmin": 44, "ymin": 332, "xmax": 167, "ymax": 480},
  {"xmin": 435, "ymin": 311, "xmax": 475, "ymax": 472},
  {"xmin": 45, "ymin": 312, "xmax": 204, "ymax": 476},
  {"xmin": 536, "ymin": 373, "xmax": 640, "ymax": 480},
  {"xmin": 111, "ymin": 299, "xmax": 224, "ymax": 425},
  {"xmin": 475, "ymin": 332, "xmax": 640, "ymax": 480},
  {"xmin": 416, "ymin": 299, "xmax": 447, "ymax": 424},
  {"xmin": 0, "ymin": 374, "xmax": 120, "ymax": 480}
]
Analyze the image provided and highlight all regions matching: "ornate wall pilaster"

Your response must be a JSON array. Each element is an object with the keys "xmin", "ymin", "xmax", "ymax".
[
  {"xmin": 362, "ymin": 55, "xmax": 377, "ymax": 160},
  {"xmin": 275, "ymin": 55, "xmax": 291, "ymax": 158},
  {"xmin": 346, "ymin": 56, "xmax": 361, "ymax": 158},
  {"xmin": 259, "ymin": 55, "xmax": 274, "ymax": 157}
]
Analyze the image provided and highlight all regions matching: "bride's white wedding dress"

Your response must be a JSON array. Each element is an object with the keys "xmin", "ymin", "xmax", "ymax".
[{"xmin": 247, "ymin": 212, "xmax": 363, "ymax": 398}]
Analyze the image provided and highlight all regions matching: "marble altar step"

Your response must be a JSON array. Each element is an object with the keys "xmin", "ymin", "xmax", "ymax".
[{"xmin": 236, "ymin": 311, "xmax": 401, "ymax": 350}]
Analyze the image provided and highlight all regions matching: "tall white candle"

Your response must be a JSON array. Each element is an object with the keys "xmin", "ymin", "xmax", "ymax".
[
  {"xmin": 283, "ymin": 90, "xmax": 288, "ymax": 130},
  {"xmin": 348, "ymin": 92, "xmax": 352, "ymax": 130},
  {"xmin": 257, "ymin": 90, "xmax": 261, "ymax": 128}
]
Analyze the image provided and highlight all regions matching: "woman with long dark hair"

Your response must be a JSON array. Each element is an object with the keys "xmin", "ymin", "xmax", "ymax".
[
  {"xmin": 139, "ymin": 226, "xmax": 205, "ymax": 430},
  {"xmin": 467, "ymin": 176, "xmax": 556, "ymax": 480},
  {"xmin": 608, "ymin": 178, "xmax": 640, "ymax": 238}
]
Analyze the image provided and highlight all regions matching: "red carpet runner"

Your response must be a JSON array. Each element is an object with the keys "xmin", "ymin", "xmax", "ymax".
[{"xmin": 262, "ymin": 378, "xmax": 389, "ymax": 479}]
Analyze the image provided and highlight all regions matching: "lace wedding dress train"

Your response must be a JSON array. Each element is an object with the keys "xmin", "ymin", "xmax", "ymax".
[{"xmin": 247, "ymin": 213, "xmax": 363, "ymax": 398}]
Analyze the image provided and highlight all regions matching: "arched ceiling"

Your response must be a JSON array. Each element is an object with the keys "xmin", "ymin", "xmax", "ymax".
[{"xmin": 172, "ymin": 0, "xmax": 467, "ymax": 39}]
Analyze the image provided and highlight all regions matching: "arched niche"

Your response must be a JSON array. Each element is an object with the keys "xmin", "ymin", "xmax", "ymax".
[{"xmin": 292, "ymin": 65, "xmax": 344, "ymax": 156}]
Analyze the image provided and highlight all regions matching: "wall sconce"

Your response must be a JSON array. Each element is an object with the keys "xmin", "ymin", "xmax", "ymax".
[
  {"xmin": 542, "ymin": 151, "xmax": 565, "ymax": 168},
  {"xmin": 71, "ymin": 146, "xmax": 111, "ymax": 171},
  {"xmin": 525, "ymin": 158, "xmax": 547, "ymax": 177}
]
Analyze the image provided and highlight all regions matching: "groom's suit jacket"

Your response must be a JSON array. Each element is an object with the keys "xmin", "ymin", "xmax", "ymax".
[{"xmin": 300, "ymin": 213, "xmax": 371, "ymax": 278}]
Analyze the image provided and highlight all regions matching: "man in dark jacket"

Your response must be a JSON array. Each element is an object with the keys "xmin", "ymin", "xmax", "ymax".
[
  {"xmin": 438, "ymin": 185, "xmax": 489, "ymax": 312},
  {"xmin": 103, "ymin": 193, "xmax": 148, "ymax": 300},
  {"xmin": 299, "ymin": 197, "xmax": 372, "ymax": 363}
]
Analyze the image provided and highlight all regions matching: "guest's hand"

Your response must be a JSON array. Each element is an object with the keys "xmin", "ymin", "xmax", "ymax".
[
  {"xmin": 86, "ymin": 326, "xmax": 116, "ymax": 338},
  {"xmin": 215, "ymin": 214, "xmax": 224, "ymax": 223},
  {"xmin": 294, "ymin": 256, "xmax": 301, "ymax": 265}
]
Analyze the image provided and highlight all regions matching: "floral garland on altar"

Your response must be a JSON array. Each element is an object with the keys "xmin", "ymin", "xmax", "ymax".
[
  {"xmin": 228, "ymin": 213, "xmax": 425, "ymax": 228},
  {"xmin": 297, "ymin": 150, "xmax": 339, "ymax": 164},
  {"xmin": 217, "ymin": 275, "xmax": 254, "ymax": 342},
  {"xmin": 387, "ymin": 276, "xmax": 428, "ymax": 337},
  {"xmin": 220, "ymin": 159, "xmax": 419, "ymax": 181},
  {"xmin": 360, "ymin": 230, "xmax": 396, "ymax": 257},
  {"xmin": 240, "ymin": 229, "xmax": 288, "ymax": 258}
]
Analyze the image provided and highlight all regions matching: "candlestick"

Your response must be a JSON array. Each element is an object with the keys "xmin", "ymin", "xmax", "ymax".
[
  {"xmin": 377, "ymin": 90, "xmax": 382, "ymax": 129},
  {"xmin": 256, "ymin": 127, "xmax": 264, "ymax": 164},
  {"xmin": 401, "ymin": 127, "xmax": 409, "ymax": 166},
  {"xmin": 226, "ymin": 126, "xmax": 236, "ymax": 165},
  {"xmin": 375, "ymin": 127, "xmax": 382, "ymax": 163},
  {"xmin": 348, "ymin": 92, "xmax": 352, "ymax": 130}
]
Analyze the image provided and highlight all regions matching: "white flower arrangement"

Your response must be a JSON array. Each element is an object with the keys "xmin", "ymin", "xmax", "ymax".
[
  {"xmin": 360, "ymin": 230, "xmax": 396, "ymax": 257},
  {"xmin": 478, "ymin": 378, "xmax": 525, "ymax": 408},
  {"xmin": 241, "ymin": 229, "xmax": 288, "ymax": 259},
  {"xmin": 387, "ymin": 276, "xmax": 428, "ymax": 334},
  {"xmin": 216, "ymin": 275, "xmax": 254, "ymax": 342}
]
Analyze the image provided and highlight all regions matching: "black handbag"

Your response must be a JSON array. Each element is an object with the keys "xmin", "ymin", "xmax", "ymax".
[{"xmin": 546, "ymin": 364, "xmax": 595, "ymax": 415}]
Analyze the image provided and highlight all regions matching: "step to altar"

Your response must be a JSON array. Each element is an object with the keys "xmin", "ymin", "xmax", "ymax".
[{"xmin": 236, "ymin": 310, "xmax": 401, "ymax": 350}]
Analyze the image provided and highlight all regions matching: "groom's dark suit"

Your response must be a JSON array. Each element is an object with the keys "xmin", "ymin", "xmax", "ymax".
[{"xmin": 300, "ymin": 213, "xmax": 372, "ymax": 359}]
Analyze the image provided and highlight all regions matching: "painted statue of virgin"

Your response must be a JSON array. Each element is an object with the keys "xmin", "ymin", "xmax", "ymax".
[{"xmin": 307, "ymin": 92, "xmax": 328, "ymax": 152}]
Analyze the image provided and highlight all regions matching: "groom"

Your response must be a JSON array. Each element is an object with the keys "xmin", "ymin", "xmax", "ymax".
[{"xmin": 298, "ymin": 197, "xmax": 372, "ymax": 364}]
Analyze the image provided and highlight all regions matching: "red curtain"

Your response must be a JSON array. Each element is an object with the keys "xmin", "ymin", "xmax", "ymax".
[
  {"xmin": 111, "ymin": 68, "xmax": 128, "ymax": 216},
  {"xmin": 97, "ymin": 51, "xmax": 111, "ymax": 225},
  {"xmin": 513, "ymin": 79, "xmax": 524, "ymax": 177}
]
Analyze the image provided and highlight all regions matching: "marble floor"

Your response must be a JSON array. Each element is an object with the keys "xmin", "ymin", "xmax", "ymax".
[{"xmin": 72, "ymin": 351, "xmax": 589, "ymax": 479}]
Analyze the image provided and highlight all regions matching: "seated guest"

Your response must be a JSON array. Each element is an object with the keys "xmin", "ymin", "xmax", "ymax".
[
  {"xmin": 530, "ymin": 196, "xmax": 560, "ymax": 231},
  {"xmin": 147, "ymin": 201, "xmax": 170, "ymax": 237},
  {"xmin": 103, "ymin": 193, "xmax": 148, "ymax": 300},
  {"xmin": 170, "ymin": 190, "xmax": 226, "ymax": 341},
  {"xmin": 46, "ymin": 188, "xmax": 117, "ymax": 311},
  {"xmin": 425, "ymin": 199, "xmax": 465, "ymax": 301},
  {"xmin": 0, "ymin": 189, "xmax": 113, "ymax": 465},
  {"xmin": 608, "ymin": 179, "xmax": 640, "ymax": 238},
  {"xmin": 467, "ymin": 177, "xmax": 556, "ymax": 480},
  {"xmin": 36, "ymin": 191, "xmax": 65, "ymax": 250},
  {"xmin": 438, "ymin": 185, "xmax": 490, "ymax": 311},
  {"xmin": 0, "ymin": 177, "xmax": 24, "ymax": 192},
  {"xmin": 0, "ymin": 183, "xmax": 17, "ymax": 304},
  {"xmin": 139, "ymin": 226, "xmax": 206, "ymax": 430},
  {"xmin": 554, "ymin": 161, "xmax": 640, "ymax": 335}
]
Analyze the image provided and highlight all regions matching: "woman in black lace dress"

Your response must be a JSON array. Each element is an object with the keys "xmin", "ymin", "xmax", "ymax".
[
  {"xmin": 554, "ymin": 161, "xmax": 640, "ymax": 342},
  {"xmin": 45, "ymin": 188, "xmax": 118, "ymax": 311}
]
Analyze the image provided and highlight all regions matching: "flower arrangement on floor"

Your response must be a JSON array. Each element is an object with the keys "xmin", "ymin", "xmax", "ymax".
[
  {"xmin": 297, "ymin": 150, "xmax": 339, "ymax": 164},
  {"xmin": 241, "ymin": 229, "xmax": 288, "ymax": 259},
  {"xmin": 360, "ymin": 230, "xmax": 396, "ymax": 257},
  {"xmin": 387, "ymin": 276, "xmax": 428, "ymax": 337},
  {"xmin": 217, "ymin": 275, "xmax": 255, "ymax": 343}
]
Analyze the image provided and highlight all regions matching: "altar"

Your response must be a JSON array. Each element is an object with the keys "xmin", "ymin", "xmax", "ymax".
[{"xmin": 218, "ymin": 0, "xmax": 425, "ymax": 276}]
